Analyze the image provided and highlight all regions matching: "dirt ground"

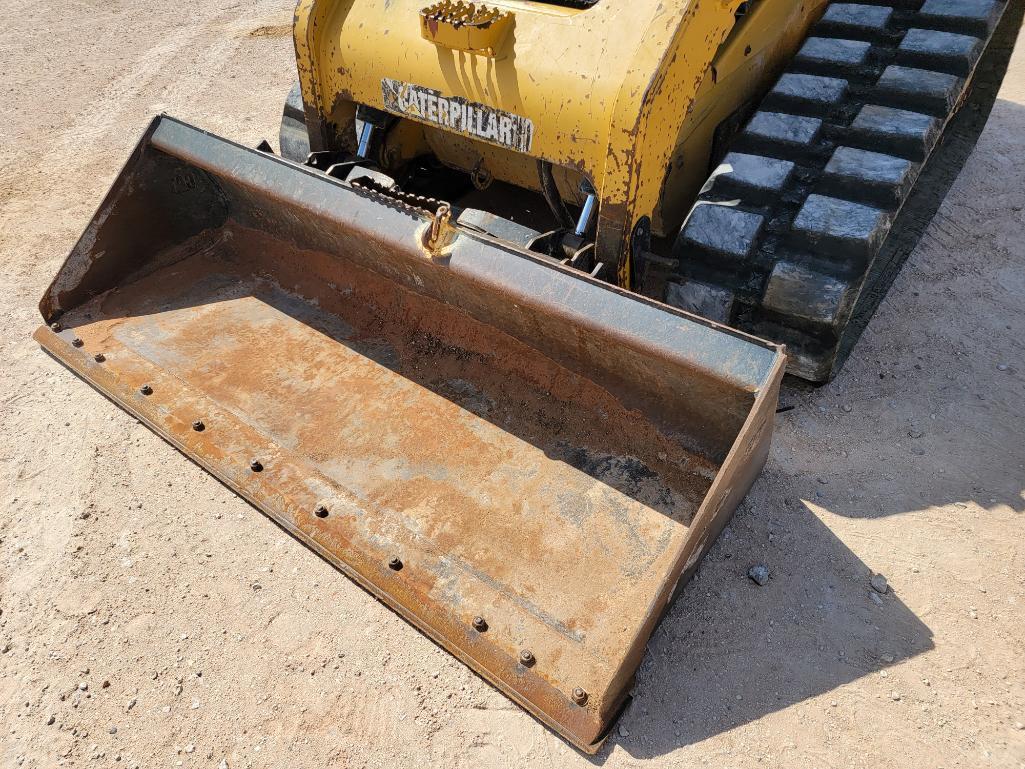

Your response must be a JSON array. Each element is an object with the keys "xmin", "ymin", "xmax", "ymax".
[{"xmin": 1, "ymin": 2, "xmax": 1023, "ymax": 768}]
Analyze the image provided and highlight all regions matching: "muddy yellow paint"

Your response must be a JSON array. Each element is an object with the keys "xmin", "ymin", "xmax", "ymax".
[{"xmin": 294, "ymin": 0, "xmax": 827, "ymax": 286}]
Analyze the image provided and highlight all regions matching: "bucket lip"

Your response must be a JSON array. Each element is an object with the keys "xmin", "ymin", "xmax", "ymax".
[{"xmin": 151, "ymin": 114, "xmax": 785, "ymax": 356}]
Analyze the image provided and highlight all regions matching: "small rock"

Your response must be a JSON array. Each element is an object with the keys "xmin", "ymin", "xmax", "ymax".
[
  {"xmin": 78, "ymin": 682, "xmax": 88, "ymax": 691},
  {"xmin": 869, "ymin": 591, "xmax": 883, "ymax": 606},
  {"xmin": 219, "ymin": 761, "xmax": 229, "ymax": 769},
  {"xmin": 190, "ymin": 699, "xmax": 200, "ymax": 710},
  {"xmin": 891, "ymin": 691, "xmax": 901, "ymax": 701},
  {"xmin": 908, "ymin": 429, "xmax": 924, "ymax": 439},
  {"xmin": 910, "ymin": 446, "xmax": 925, "ymax": 456},
  {"xmin": 46, "ymin": 715, "xmax": 56, "ymax": 726},
  {"xmin": 881, "ymin": 653, "xmax": 895, "ymax": 663},
  {"xmin": 870, "ymin": 574, "xmax": 888, "ymax": 594},
  {"xmin": 126, "ymin": 698, "xmax": 136, "ymax": 711},
  {"xmin": 1013, "ymin": 721, "xmax": 1024, "ymax": 731},
  {"xmin": 840, "ymin": 404, "xmax": 853, "ymax": 413},
  {"xmin": 108, "ymin": 726, "xmax": 117, "ymax": 735},
  {"xmin": 747, "ymin": 565, "xmax": 770, "ymax": 586},
  {"xmin": 618, "ymin": 724, "xmax": 630, "ymax": 738},
  {"xmin": 184, "ymin": 745, "xmax": 194, "ymax": 754},
  {"xmin": 102, "ymin": 680, "xmax": 110, "ymax": 689},
  {"xmin": 996, "ymin": 363, "xmax": 1008, "ymax": 372},
  {"xmin": 817, "ymin": 477, "xmax": 828, "ymax": 485}
]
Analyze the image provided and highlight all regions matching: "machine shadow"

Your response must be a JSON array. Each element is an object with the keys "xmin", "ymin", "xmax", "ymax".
[
  {"xmin": 597, "ymin": 489, "xmax": 935, "ymax": 760},
  {"xmin": 775, "ymin": 364, "xmax": 1025, "ymax": 519}
]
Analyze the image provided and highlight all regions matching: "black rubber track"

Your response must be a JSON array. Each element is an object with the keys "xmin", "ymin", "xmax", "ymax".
[{"xmin": 669, "ymin": 0, "xmax": 1021, "ymax": 382}]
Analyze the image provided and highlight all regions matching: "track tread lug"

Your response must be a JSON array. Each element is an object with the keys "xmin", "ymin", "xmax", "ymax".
[
  {"xmin": 872, "ymin": 64, "xmax": 965, "ymax": 115},
  {"xmin": 844, "ymin": 104, "xmax": 941, "ymax": 160},
  {"xmin": 820, "ymin": 146, "xmax": 919, "ymax": 207},
  {"xmin": 790, "ymin": 194, "xmax": 891, "ymax": 261},
  {"xmin": 713, "ymin": 152, "xmax": 797, "ymax": 203},
  {"xmin": 793, "ymin": 37, "xmax": 873, "ymax": 76},
  {"xmin": 816, "ymin": 3, "xmax": 895, "ymax": 41},
  {"xmin": 676, "ymin": 205, "xmax": 766, "ymax": 265},
  {"xmin": 916, "ymin": 0, "xmax": 1004, "ymax": 36},
  {"xmin": 736, "ymin": 111, "xmax": 824, "ymax": 159},
  {"xmin": 896, "ymin": 28, "xmax": 985, "ymax": 75},
  {"xmin": 764, "ymin": 73, "xmax": 850, "ymax": 116}
]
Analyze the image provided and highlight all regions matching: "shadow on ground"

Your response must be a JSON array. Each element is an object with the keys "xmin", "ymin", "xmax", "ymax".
[{"xmin": 593, "ymin": 491, "xmax": 934, "ymax": 760}]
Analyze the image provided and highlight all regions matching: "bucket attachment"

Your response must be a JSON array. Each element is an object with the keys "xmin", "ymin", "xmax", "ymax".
[{"xmin": 36, "ymin": 116, "xmax": 785, "ymax": 752}]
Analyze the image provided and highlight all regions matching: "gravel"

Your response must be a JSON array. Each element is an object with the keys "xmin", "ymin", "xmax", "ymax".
[{"xmin": 748, "ymin": 564, "xmax": 770, "ymax": 586}]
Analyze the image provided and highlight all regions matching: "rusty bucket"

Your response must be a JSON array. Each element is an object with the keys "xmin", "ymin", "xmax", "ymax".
[{"xmin": 36, "ymin": 115, "xmax": 785, "ymax": 751}]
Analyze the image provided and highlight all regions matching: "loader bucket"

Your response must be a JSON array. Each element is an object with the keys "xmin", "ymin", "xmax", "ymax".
[{"xmin": 35, "ymin": 115, "xmax": 785, "ymax": 752}]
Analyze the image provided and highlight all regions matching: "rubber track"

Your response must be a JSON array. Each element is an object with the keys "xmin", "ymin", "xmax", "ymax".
[{"xmin": 670, "ymin": 0, "xmax": 1012, "ymax": 381}]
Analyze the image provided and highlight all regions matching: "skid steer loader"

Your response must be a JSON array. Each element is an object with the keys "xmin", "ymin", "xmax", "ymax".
[{"xmin": 36, "ymin": 0, "xmax": 1011, "ymax": 752}]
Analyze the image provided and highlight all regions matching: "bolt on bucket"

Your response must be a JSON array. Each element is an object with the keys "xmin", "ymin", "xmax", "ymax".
[{"xmin": 35, "ymin": 115, "xmax": 785, "ymax": 752}]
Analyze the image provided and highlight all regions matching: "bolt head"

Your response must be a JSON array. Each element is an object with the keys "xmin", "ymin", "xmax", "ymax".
[
  {"xmin": 388, "ymin": 557, "xmax": 403, "ymax": 571},
  {"xmin": 139, "ymin": 384, "xmax": 153, "ymax": 395},
  {"xmin": 191, "ymin": 420, "xmax": 205, "ymax": 432},
  {"xmin": 572, "ymin": 687, "xmax": 588, "ymax": 706},
  {"xmin": 71, "ymin": 337, "xmax": 84, "ymax": 348},
  {"xmin": 50, "ymin": 322, "xmax": 63, "ymax": 332},
  {"xmin": 471, "ymin": 616, "xmax": 488, "ymax": 632},
  {"xmin": 249, "ymin": 459, "xmax": 263, "ymax": 472},
  {"xmin": 93, "ymin": 353, "xmax": 105, "ymax": 363},
  {"xmin": 314, "ymin": 504, "xmax": 329, "ymax": 518},
  {"xmin": 519, "ymin": 649, "xmax": 535, "ymax": 667}
]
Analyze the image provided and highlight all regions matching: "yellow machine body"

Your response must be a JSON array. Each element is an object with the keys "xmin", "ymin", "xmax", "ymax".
[{"xmin": 293, "ymin": 0, "xmax": 829, "ymax": 284}]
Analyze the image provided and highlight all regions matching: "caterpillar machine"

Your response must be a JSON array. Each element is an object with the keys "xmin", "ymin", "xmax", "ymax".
[{"xmin": 36, "ymin": 0, "xmax": 1012, "ymax": 751}]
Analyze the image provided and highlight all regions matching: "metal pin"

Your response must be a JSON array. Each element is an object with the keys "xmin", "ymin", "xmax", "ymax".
[
  {"xmin": 356, "ymin": 122, "xmax": 375, "ymax": 158},
  {"xmin": 50, "ymin": 322, "xmax": 62, "ymax": 332},
  {"xmin": 519, "ymin": 649, "xmax": 535, "ymax": 667},
  {"xmin": 572, "ymin": 687, "xmax": 588, "ymax": 706},
  {"xmin": 388, "ymin": 557, "xmax": 403, "ymax": 571},
  {"xmin": 191, "ymin": 420, "xmax": 205, "ymax": 432},
  {"xmin": 93, "ymin": 353, "xmax": 105, "ymax": 363},
  {"xmin": 139, "ymin": 384, "xmax": 153, "ymax": 395},
  {"xmin": 314, "ymin": 504, "xmax": 329, "ymax": 518},
  {"xmin": 574, "ymin": 193, "xmax": 597, "ymax": 237},
  {"xmin": 71, "ymin": 337, "xmax": 84, "ymax": 348},
  {"xmin": 472, "ymin": 616, "xmax": 488, "ymax": 632},
  {"xmin": 249, "ymin": 459, "xmax": 263, "ymax": 472}
]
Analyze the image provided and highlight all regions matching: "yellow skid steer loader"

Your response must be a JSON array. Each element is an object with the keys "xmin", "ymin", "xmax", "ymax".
[{"xmin": 36, "ymin": 0, "xmax": 1011, "ymax": 751}]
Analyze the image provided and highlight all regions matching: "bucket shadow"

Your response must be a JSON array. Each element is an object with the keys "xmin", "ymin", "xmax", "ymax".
[{"xmin": 597, "ymin": 484, "xmax": 934, "ymax": 758}]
